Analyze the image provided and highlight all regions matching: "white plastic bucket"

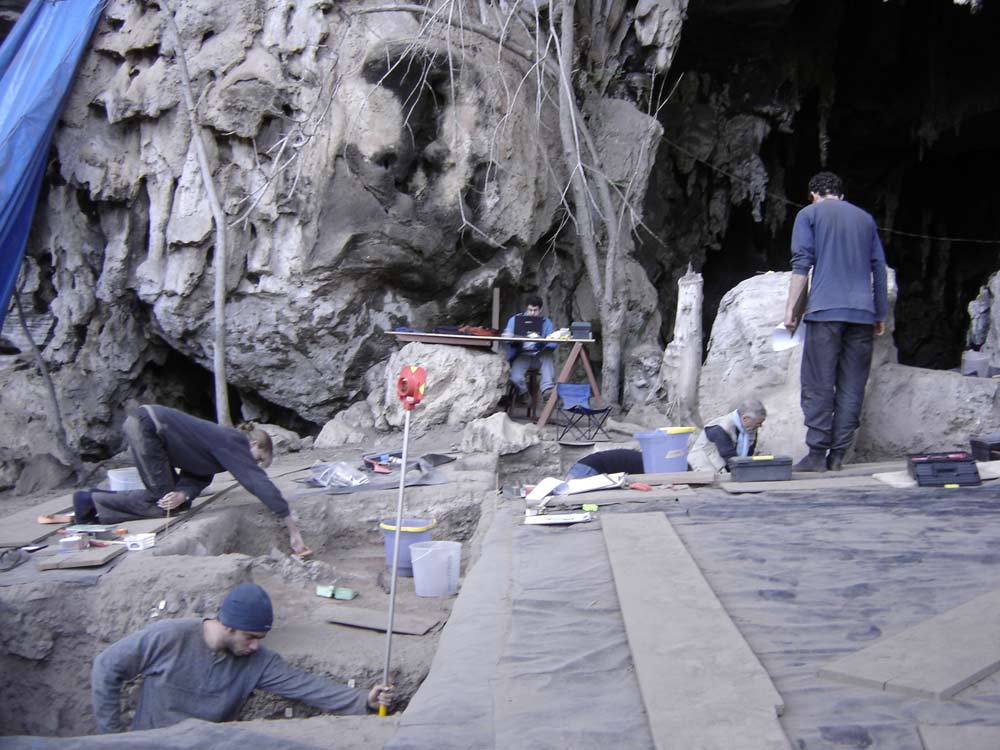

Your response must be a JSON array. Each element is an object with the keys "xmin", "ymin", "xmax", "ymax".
[
  {"xmin": 107, "ymin": 467, "xmax": 144, "ymax": 492},
  {"xmin": 410, "ymin": 541, "xmax": 461, "ymax": 597}
]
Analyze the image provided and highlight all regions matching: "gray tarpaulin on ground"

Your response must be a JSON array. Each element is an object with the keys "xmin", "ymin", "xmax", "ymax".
[
  {"xmin": 391, "ymin": 484, "xmax": 1000, "ymax": 750},
  {"xmin": 0, "ymin": 718, "xmax": 322, "ymax": 749},
  {"xmin": 386, "ymin": 505, "xmax": 653, "ymax": 750},
  {"xmin": 293, "ymin": 460, "xmax": 449, "ymax": 496},
  {"xmin": 650, "ymin": 484, "xmax": 1000, "ymax": 749}
]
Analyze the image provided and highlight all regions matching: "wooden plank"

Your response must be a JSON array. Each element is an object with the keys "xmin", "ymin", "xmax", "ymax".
[
  {"xmin": 819, "ymin": 588, "xmax": 1000, "ymax": 699},
  {"xmin": 721, "ymin": 474, "xmax": 885, "ymax": 494},
  {"xmin": 326, "ymin": 605, "xmax": 439, "ymax": 636},
  {"xmin": 0, "ymin": 482, "xmax": 232, "ymax": 549},
  {"xmin": 542, "ymin": 486, "xmax": 693, "ymax": 507},
  {"xmin": 818, "ymin": 460, "xmax": 905, "ymax": 477},
  {"xmin": 602, "ymin": 513, "xmax": 790, "ymax": 750},
  {"xmin": 36, "ymin": 544, "xmax": 125, "ymax": 570},
  {"xmin": 631, "ymin": 470, "xmax": 716, "ymax": 486},
  {"xmin": 0, "ymin": 494, "xmax": 75, "ymax": 548}
]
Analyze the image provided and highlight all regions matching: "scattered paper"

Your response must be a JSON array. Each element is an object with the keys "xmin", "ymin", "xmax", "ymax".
[
  {"xmin": 526, "ymin": 477, "xmax": 565, "ymax": 501},
  {"xmin": 772, "ymin": 323, "xmax": 805, "ymax": 351},
  {"xmin": 525, "ymin": 473, "xmax": 626, "ymax": 501}
]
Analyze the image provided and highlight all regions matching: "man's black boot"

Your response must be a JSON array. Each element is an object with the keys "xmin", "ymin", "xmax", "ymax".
[
  {"xmin": 826, "ymin": 449, "xmax": 846, "ymax": 472},
  {"xmin": 794, "ymin": 448, "xmax": 828, "ymax": 473}
]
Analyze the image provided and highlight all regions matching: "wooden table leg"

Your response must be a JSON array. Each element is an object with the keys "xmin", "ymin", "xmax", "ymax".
[
  {"xmin": 577, "ymin": 345, "xmax": 604, "ymax": 407},
  {"xmin": 537, "ymin": 342, "xmax": 601, "ymax": 429}
]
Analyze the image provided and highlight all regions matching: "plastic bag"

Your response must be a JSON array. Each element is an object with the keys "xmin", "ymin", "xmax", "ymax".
[{"xmin": 310, "ymin": 461, "xmax": 370, "ymax": 487}]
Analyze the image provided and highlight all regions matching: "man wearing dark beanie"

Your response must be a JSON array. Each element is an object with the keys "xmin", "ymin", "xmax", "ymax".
[{"xmin": 92, "ymin": 583, "xmax": 394, "ymax": 733}]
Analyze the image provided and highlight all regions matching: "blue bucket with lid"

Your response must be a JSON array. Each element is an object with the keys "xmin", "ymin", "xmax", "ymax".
[{"xmin": 379, "ymin": 518, "xmax": 436, "ymax": 577}]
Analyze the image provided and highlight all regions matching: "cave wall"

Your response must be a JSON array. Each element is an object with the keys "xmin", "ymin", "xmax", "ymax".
[
  {"xmin": 0, "ymin": 0, "xmax": 677, "ymax": 479},
  {"xmin": 637, "ymin": 0, "xmax": 1000, "ymax": 370},
  {"xmin": 1, "ymin": 0, "xmax": 996, "ymax": 481}
]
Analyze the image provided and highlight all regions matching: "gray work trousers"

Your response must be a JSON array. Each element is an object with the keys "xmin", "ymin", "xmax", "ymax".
[
  {"xmin": 91, "ymin": 410, "xmax": 188, "ymax": 524},
  {"xmin": 800, "ymin": 321, "xmax": 875, "ymax": 452}
]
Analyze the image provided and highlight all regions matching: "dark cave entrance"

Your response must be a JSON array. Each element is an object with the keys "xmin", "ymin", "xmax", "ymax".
[
  {"xmin": 142, "ymin": 348, "xmax": 320, "ymax": 438},
  {"xmin": 640, "ymin": 0, "xmax": 1000, "ymax": 370}
]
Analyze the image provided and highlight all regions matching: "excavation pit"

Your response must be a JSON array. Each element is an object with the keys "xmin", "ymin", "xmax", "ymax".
[{"xmin": 0, "ymin": 449, "xmax": 495, "ymax": 741}]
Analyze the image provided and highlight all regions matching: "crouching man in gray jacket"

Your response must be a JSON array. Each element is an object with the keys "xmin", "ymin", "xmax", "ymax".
[{"xmin": 92, "ymin": 583, "xmax": 394, "ymax": 733}]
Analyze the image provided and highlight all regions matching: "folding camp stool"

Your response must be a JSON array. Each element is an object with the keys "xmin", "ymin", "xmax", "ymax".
[{"xmin": 553, "ymin": 383, "xmax": 611, "ymax": 442}]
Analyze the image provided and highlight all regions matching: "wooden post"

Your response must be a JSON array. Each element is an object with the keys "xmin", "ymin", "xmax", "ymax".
[{"xmin": 649, "ymin": 265, "xmax": 703, "ymax": 427}]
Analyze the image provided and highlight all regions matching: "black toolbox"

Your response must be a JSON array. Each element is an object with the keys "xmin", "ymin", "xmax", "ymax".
[
  {"xmin": 727, "ymin": 455, "xmax": 793, "ymax": 482},
  {"xmin": 906, "ymin": 451, "xmax": 981, "ymax": 487},
  {"xmin": 969, "ymin": 434, "xmax": 1000, "ymax": 462}
]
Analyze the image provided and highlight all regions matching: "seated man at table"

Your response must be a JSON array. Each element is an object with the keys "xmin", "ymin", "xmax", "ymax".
[
  {"xmin": 503, "ymin": 294, "xmax": 557, "ymax": 403},
  {"xmin": 687, "ymin": 398, "xmax": 767, "ymax": 473}
]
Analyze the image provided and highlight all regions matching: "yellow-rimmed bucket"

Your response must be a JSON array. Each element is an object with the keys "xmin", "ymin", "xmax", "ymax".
[
  {"xmin": 379, "ymin": 518, "xmax": 436, "ymax": 577},
  {"xmin": 634, "ymin": 427, "xmax": 696, "ymax": 472}
]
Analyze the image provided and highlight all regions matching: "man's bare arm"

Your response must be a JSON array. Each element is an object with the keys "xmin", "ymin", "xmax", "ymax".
[{"xmin": 784, "ymin": 273, "xmax": 809, "ymax": 332}]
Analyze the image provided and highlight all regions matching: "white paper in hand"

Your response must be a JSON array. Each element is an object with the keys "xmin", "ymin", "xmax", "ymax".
[{"xmin": 772, "ymin": 323, "xmax": 805, "ymax": 351}]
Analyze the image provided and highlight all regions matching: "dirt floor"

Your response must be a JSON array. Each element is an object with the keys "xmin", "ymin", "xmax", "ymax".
[{"xmin": 0, "ymin": 424, "xmax": 502, "ymax": 743}]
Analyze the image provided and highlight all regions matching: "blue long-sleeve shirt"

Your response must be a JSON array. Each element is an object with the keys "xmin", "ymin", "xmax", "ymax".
[
  {"xmin": 142, "ymin": 405, "xmax": 289, "ymax": 517},
  {"xmin": 503, "ymin": 313, "xmax": 556, "ymax": 361},
  {"xmin": 92, "ymin": 618, "xmax": 369, "ymax": 732},
  {"xmin": 791, "ymin": 198, "xmax": 888, "ymax": 324}
]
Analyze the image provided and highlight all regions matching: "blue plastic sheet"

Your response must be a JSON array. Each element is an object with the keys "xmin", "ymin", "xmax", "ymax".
[{"xmin": 0, "ymin": 0, "xmax": 104, "ymax": 330}]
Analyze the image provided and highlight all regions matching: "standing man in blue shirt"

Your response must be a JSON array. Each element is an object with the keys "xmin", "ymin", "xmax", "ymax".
[
  {"xmin": 783, "ymin": 171, "xmax": 889, "ymax": 472},
  {"xmin": 504, "ymin": 294, "xmax": 557, "ymax": 403}
]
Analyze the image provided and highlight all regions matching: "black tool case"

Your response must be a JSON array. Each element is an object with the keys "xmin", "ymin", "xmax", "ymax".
[
  {"xmin": 969, "ymin": 434, "xmax": 1000, "ymax": 461},
  {"xmin": 727, "ymin": 455, "xmax": 793, "ymax": 482},
  {"xmin": 906, "ymin": 451, "xmax": 981, "ymax": 487}
]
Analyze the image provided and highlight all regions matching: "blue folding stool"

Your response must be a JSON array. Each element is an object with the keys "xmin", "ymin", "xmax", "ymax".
[{"xmin": 554, "ymin": 383, "xmax": 611, "ymax": 442}]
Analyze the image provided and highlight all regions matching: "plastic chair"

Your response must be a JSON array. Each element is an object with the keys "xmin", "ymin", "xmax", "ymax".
[{"xmin": 554, "ymin": 383, "xmax": 610, "ymax": 441}]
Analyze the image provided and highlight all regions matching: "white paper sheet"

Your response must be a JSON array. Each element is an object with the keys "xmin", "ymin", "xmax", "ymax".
[
  {"xmin": 525, "ymin": 473, "xmax": 626, "ymax": 501},
  {"xmin": 772, "ymin": 323, "xmax": 806, "ymax": 351}
]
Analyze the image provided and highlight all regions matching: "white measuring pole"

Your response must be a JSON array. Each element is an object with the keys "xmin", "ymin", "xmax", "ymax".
[{"xmin": 380, "ymin": 406, "xmax": 413, "ymax": 707}]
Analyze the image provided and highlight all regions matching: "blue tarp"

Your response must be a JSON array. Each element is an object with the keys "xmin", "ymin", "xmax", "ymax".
[{"xmin": 0, "ymin": 0, "xmax": 104, "ymax": 331}]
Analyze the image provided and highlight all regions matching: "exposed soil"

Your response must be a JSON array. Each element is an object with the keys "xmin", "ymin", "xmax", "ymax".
[{"xmin": 0, "ymin": 426, "xmax": 497, "ymax": 742}]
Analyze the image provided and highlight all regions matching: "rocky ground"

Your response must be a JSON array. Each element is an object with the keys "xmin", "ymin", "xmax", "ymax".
[{"xmin": 0, "ymin": 423, "xmax": 518, "ymax": 743}]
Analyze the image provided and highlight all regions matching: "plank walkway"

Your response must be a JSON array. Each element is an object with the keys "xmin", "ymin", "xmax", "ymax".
[
  {"xmin": 819, "ymin": 588, "xmax": 1000, "ymax": 699},
  {"xmin": 602, "ymin": 513, "xmax": 790, "ymax": 750},
  {"xmin": 1, "ymin": 482, "xmax": 235, "ymax": 549}
]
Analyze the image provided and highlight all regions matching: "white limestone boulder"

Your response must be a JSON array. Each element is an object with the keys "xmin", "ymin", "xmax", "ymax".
[
  {"xmin": 461, "ymin": 412, "xmax": 541, "ymax": 456},
  {"xmin": 315, "ymin": 402, "xmax": 376, "ymax": 449},
  {"xmin": 854, "ymin": 364, "xmax": 1000, "ymax": 459},
  {"xmin": 375, "ymin": 342, "xmax": 507, "ymax": 433},
  {"xmin": 700, "ymin": 270, "xmax": 898, "ymax": 459}
]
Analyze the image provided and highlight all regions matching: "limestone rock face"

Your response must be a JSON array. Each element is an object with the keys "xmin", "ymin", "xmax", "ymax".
[
  {"xmin": 699, "ymin": 270, "xmax": 900, "ymax": 459},
  {"xmin": 855, "ymin": 364, "xmax": 1000, "ymax": 459},
  {"xmin": 461, "ymin": 412, "xmax": 541, "ymax": 456},
  {"xmin": 1, "ymin": 0, "xmax": 668, "ymax": 479},
  {"xmin": 701, "ymin": 267, "xmax": 1000, "ymax": 460},
  {"xmin": 373, "ymin": 342, "xmax": 507, "ymax": 433},
  {"xmin": 314, "ymin": 402, "xmax": 376, "ymax": 450}
]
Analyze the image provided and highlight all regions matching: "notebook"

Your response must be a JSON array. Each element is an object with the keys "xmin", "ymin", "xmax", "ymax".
[{"xmin": 513, "ymin": 315, "xmax": 544, "ymax": 337}]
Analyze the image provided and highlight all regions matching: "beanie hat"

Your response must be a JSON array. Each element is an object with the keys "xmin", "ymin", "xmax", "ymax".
[{"xmin": 219, "ymin": 583, "xmax": 273, "ymax": 632}]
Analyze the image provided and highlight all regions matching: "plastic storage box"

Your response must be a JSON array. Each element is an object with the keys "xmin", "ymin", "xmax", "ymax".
[
  {"xmin": 634, "ymin": 427, "xmax": 696, "ymax": 473},
  {"xmin": 570, "ymin": 321, "xmax": 592, "ymax": 339},
  {"xmin": 727, "ymin": 455, "xmax": 792, "ymax": 482},
  {"xmin": 907, "ymin": 452, "xmax": 981, "ymax": 487},
  {"xmin": 969, "ymin": 434, "xmax": 1000, "ymax": 461}
]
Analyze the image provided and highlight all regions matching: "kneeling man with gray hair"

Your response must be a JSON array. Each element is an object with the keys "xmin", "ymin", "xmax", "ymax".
[
  {"xmin": 687, "ymin": 399, "xmax": 767, "ymax": 473},
  {"xmin": 92, "ymin": 583, "xmax": 393, "ymax": 733}
]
